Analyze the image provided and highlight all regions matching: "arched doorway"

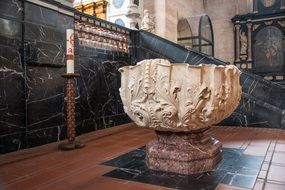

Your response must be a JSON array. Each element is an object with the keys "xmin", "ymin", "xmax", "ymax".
[
  {"xmin": 177, "ymin": 18, "xmax": 193, "ymax": 49},
  {"xmin": 199, "ymin": 15, "xmax": 214, "ymax": 56},
  {"xmin": 177, "ymin": 15, "xmax": 214, "ymax": 57}
]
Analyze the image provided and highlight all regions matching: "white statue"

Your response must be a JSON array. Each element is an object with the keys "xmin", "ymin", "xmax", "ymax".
[{"xmin": 141, "ymin": 9, "xmax": 155, "ymax": 33}]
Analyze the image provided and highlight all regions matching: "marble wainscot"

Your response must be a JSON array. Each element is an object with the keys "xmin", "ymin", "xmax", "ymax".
[{"xmin": 119, "ymin": 59, "xmax": 241, "ymax": 174}]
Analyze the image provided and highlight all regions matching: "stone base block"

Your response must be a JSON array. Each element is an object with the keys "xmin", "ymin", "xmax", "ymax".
[{"xmin": 146, "ymin": 129, "xmax": 222, "ymax": 175}]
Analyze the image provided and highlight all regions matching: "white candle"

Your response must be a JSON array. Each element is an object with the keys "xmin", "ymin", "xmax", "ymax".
[{"xmin": 66, "ymin": 29, "xmax": 74, "ymax": 73}]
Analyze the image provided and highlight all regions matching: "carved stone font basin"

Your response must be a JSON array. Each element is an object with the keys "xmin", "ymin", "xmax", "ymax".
[{"xmin": 119, "ymin": 59, "xmax": 241, "ymax": 174}]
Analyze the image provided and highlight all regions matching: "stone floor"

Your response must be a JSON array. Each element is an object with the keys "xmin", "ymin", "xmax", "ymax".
[{"xmin": 0, "ymin": 123, "xmax": 285, "ymax": 190}]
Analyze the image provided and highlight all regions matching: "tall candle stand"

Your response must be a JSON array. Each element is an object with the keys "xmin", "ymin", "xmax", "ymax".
[
  {"xmin": 58, "ymin": 29, "xmax": 85, "ymax": 150},
  {"xmin": 58, "ymin": 73, "xmax": 85, "ymax": 150}
]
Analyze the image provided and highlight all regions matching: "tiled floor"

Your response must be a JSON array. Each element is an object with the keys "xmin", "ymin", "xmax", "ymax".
[{"xmin": 0, "ymin": 123, "xmax": 285, "ymax": 190}]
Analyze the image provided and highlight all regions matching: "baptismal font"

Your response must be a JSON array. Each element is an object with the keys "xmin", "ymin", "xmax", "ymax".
[{"xmin": 119, "ymin": 59, "xmax": 241, "ymax": 174}]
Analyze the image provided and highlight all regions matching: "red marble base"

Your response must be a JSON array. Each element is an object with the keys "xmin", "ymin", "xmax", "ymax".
[{"xmin": 146, "ymin": 128, "xmax": 222, "ymax": 175}]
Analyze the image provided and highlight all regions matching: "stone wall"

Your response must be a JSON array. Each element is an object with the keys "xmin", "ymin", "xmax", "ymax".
[
  {"xmin": 23, "ymin": 1, "xmax": 74, "ymax": 149},
  {"xmin": 0, "ymin": 0, "xmax": 25, "ymax": 154},
  {"xmin": 143, "ymin": 0, "xmax": 204, "ymax": 43},
  {"xmin": 144, "ymin": 0, "xmax": 252, "ymax": 63},
  {"xmin": 0, "ymin": 0, "xmax": 131, "ymax": 154},
  {"xmin": 205, "ymin": 0, "xmax": 250, "ymax": 63}
]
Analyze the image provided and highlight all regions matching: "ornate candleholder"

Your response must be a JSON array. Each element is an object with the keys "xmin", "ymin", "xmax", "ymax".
[
  {"xmin": 119, "ymin": 59, "xmax": 241, "ymax": 174},
  {"xmin": 58, "ymin": 73, "xmax": 85, "ymax": 150}
]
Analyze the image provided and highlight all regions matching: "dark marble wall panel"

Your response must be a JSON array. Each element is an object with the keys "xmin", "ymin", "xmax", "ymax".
[
  {"xmin": 25, "ymin": 2, "xmax": 73, "ymax": 67},
  {"xmin": 0, "ymin": 1, "xmax": 133, "ymax": 154},
  {"xmin": 25, "ymin": 3, "xmax": 58, "ymax": 28},
  {"xmin": 220, "ymin": 96, "xmax": 283, "ymax": 128},
  {"xmin": 0, "ymin": 0, "xmax": 24, "ymax": 153},
  {"xmin": 0, "ymin": 45, "xmax": 25, "ymax": 153},
  {"xmin": 1, "ymin": 1, "xmax": 74, "ymax": 152},
  {"xmin": 0, "ymin": 18, "xmax": 22, "ymax": 41},
  {"xmin": 0, "ymin": 45, "xmax": 24, "ymax": 134},
  {"xmin": 75, "ymin": 46, "xmax": 132, "ymax": 134},
  {"xmin": 26, "ymin": 66, "xmax": 65, "ymax": 131},
  {"xmin": 0, "ymin": 0, "xmax": 23, "ymax": 19},
  {"xmin": 27, "ymin": 41, "xmax": 66, "ymax": 66},
  {"xmin": 0, "ymin": 133, "xmax": 24, "ymax": 154},
  {"xmin": 241, "ymin": 74, "xmax": 285, "ymax": 108},
  {"xmin": 23, "ymin": 2, "xmax": 73, "ymax": 148},
  {"xmin": 25, "ymin": 22, "xmax": 71, "ymax": 44},
  {"xmin": 25, "ymin": 124, "xmax": 66, "ymax": 149}
]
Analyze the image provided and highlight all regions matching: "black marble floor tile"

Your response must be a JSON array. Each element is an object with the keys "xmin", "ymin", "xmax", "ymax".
[
  {"xmin": 103, "ymin": 148, "xmax": 146, "ymax": 168},
  {"xmin": 102, "ymin": 147, "xmax": 264, "ymax": 190},
  {"xmin": 178, "ymin": 170, "xmax": 227, "ymax": 190},
  {"xmin": 221, "ymin": 173, "xmax": 257, "ymax": 189}
]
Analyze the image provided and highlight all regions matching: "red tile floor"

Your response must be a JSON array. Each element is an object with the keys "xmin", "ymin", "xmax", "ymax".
[{"xmin": 0, "ymin": 123, "xmax": 285, "ymax": 190}]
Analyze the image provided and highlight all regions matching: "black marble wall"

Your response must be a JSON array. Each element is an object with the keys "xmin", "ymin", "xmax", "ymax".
[
  {"xmin": 24, "ymin": 1, "xmax": 72, "ymax": 149},
  {"xmin": 0, "ymin": 0, "xmax": 25, "ymax": 153},
  {"xmin": 75, "ymin": 46, "xmax": 131, "ymax": 136},
  {"xmin": 0, "ymin": 1, "xmax": 131, "ymax": 154},
  {"xmin": 130, "ymin": 30, "xmax": 285, "ymax": 129}
]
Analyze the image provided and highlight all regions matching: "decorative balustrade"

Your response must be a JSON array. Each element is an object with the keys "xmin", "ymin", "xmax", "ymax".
[{"xmin": 74, "ymin": 13, "xmax": 130, "ymax": 53}]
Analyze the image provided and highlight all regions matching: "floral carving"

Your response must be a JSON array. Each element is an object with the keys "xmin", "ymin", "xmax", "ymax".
[{"xmin": 119, "ymin": 59, "xmax": 241, "ymax": 132}]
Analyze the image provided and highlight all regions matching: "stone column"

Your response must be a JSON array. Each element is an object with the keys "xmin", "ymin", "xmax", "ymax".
[
  {"xmin": 126, "ymin": 3, "xmax": 140, "ymax": 30},
  {"xmin": 247, "ymin": 0, "xmax": 254, "ymax": 12},
  {"xmin": 253, "ymin": 0, "xmax": 258, "ymax": 13},
  {"xmin": 235, "ymin": 23, "xmax": 241, "ymax": 62},
  {"xmin": 281, "ymin": 0, "xmax": 285, "ymax": 9},
  {"xmin": 247, "ymin": 21, "xmax": 252, "ymax": 61}
]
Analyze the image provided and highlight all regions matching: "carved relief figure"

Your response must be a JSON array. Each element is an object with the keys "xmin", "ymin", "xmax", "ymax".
[
  {"xmin": 141, "ymin": 9, "xmax": 155, "ymax": 33},
  {"xmin": 265, "ymin": 38, "xmax": 278, "ymax": 60},
  {"xmin": 240, "ymin": 32, "xmax": 248, "ymax": 55}
]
